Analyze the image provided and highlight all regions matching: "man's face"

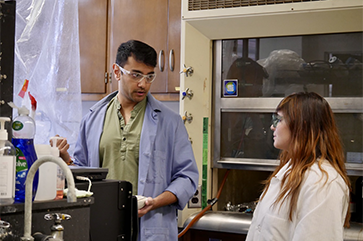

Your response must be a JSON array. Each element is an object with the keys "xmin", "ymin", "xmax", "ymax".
[{"xmin": 113, "ymin": 56, "xmax": 155, "ymax": 104}]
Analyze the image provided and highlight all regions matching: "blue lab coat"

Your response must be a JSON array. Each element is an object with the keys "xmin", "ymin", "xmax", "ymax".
[{"xmin": 73, "ymin": 91, "xmax": 199, "ymax": 241}]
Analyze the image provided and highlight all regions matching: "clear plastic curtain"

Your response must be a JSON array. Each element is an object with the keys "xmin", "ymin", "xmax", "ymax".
[{"xmin": 13, "ymin": 0, "xmax": 81, "ymax": 156}]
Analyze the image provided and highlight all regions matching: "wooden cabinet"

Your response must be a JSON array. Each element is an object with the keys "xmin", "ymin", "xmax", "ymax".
[
  {"xmin": 79, "ymin": 0, "xmax": 180, "ymax": 101},
  {"xmin": 78, "ymin": 0, "xmax": 109, "ymax": 101}
]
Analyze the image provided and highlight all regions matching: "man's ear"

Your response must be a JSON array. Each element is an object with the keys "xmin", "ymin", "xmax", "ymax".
[{"xmin": 112, "ymin": 63, "xmax": 122, "ymax": 80}]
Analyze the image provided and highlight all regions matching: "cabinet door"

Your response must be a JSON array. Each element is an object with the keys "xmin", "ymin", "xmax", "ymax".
[
  {"xmin": 78, "ymin": 0, "xmax": 108, "ymax": 95},
  {"xmin": 109, "ymin": 0, "xmax": 168, "ymax": 93},
  {"xmin": 167, "ymin": 0, "xmax": 181, "ymax": 93}
]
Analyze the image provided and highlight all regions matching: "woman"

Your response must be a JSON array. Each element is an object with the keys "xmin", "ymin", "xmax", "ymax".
[{"xmin": 246, "ymin": 92, "xmax": 351, "ymax": 241}]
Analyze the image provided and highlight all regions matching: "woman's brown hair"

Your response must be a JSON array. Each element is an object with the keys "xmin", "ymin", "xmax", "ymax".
[{"xmin": 260, "ymin": 92, "xmax": 351, "ymax": 227}]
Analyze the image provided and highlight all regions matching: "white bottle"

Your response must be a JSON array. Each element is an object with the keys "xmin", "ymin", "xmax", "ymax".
[
  {"xmin": 50, "ymin": 137, "xmax": 65, "ymax": 199},
  {"xmin": 34, "ymin": 144, "xmax": 57, "ymax": 201},
  {"xmin": 0, "ymin": 117, "xmax": 16, "ymax": 205}
]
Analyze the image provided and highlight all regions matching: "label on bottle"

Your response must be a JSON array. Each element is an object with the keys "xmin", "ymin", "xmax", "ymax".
[
  {"xmin": 12, "ymin": 121, "xmax": 24, "ymax": 131},
  {"xmin": 0, "ymin": 156, "xmax": 16, "ymax": 198},
  {"xmin": 15, "ymin": 147, "xmax": 28, "ymax": 192}
]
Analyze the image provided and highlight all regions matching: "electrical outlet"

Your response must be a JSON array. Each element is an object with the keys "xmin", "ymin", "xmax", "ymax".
[{"xmin": 188, "ymin": 185, "xmax": 202, "ymax": 208}]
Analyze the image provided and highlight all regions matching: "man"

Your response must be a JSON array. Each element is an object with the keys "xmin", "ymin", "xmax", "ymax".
[{"xmin": 60, "ymin": 40, "xmax": 199, "ymax": 240}]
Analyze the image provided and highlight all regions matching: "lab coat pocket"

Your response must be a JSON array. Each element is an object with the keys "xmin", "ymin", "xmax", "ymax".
[
  {"xmin": 144, "ymin": 227, "xmax": 169, "ymax": 241},
  {"xmin": 145, "ymin": 150, "xmax": 166, "ymax": 184},
  {"xmin": 260, "ymin": 213, "xmax": 290, "ymax": 241}
]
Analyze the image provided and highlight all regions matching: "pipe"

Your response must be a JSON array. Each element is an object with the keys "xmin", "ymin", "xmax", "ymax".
[
  {"xmin": 21, "ymin": 156, "xmax": 77, "ymax": 241},
  {"xmin": 178, "ymin": 169, "xmax": 231, "ymax": 238}
]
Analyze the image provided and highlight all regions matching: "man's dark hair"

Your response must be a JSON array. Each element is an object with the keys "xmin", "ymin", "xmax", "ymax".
[{"xmin": 115, "ymin": 40, "xmax": 157, "ymax": 68}]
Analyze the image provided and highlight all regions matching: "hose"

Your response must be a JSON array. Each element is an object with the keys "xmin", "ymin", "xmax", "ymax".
[{"xmin": 178, "ymin": 169, "xmax": 231, "ymax": 238}]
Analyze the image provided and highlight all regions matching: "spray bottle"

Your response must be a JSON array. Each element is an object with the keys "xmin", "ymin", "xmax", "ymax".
[
  {"xmin": 0, "ymin": 117, "xmax": 16, "ymax": 205},
  {"xmin": 9, "ymin": 103, "xmax": 39, "ymax": 203}
]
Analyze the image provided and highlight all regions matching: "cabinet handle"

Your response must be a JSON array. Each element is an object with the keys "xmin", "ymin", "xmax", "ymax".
[
  {"xmin": 158, "ymin": 50, "xmax": 165, "ymax": 72},
  {"xmin": 169, "ymin": 49, "xmax": 174, "ymax": 72},
  {"xmin": 104, "ymin": 72, "xmax": 108, "ymax": 84}
]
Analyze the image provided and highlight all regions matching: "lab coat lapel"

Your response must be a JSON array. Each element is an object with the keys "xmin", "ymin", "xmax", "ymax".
[{"xmin": 138, "ymin": 97, "xmax": 158, "ymax": 195}]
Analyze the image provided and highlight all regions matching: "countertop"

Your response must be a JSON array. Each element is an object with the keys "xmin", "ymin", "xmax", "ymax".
[{"xmin": 184, "ymin": 211, "xmax": 363, "ymax": 241}]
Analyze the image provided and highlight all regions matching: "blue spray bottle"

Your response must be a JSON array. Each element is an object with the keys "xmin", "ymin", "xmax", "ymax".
[{"xmin": 9, "ymin": 103, "xmax": 39, "ymax": 203}]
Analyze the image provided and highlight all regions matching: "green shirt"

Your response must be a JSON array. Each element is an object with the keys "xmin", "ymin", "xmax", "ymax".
[{"xmin": 99, "ymin": 96, "xmax": 146, "ymax": 194}]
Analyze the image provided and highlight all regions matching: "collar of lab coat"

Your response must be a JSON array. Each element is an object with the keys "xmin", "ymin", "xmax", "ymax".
[{"xmin": 274, "ymin": 162, "xmax": 292, "ymax": 180}]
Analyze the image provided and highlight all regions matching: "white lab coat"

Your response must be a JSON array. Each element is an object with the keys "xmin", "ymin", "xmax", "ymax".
[{"xmin": 246, "ymin": 160, "xmax": 349, "ymax": 241}]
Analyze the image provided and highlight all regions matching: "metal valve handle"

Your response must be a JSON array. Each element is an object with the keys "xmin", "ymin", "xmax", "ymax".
[
  {"xmin": 0, "ymin": 220, "xmax": 10, "ymax": 229},
  {"xmin": 182, "ymin": 111, "xmax": 193, "ymax": 124},
  {"xmin": 45, "ymin": 213, "xmax": 72, "ymax": 240},
  {"xmin": 182, "ymin": 88, "xmax": 194, "ymax": 100},
  {"xmin": 0, "ymin": 220, "xmax": 11, "ymax": 240},
  {"xmin": 180, "ymin": 64, "xmax": 193, "ymax": 77},
  {"xmin": 44, "ymin": 213, "xmax": 71, "ymax": 224}
]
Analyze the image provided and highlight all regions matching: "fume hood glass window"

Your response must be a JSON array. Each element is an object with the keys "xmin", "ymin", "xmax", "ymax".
[
  {"xmin": 220, "ymin": 112, "xmax": 279, "ymax": 159},
  {"xmin": 221, "ymin": 32, "xmax": 362, "ymax": 98},
  {"xmin": 215, "ymin": 32, "xmax": 363, "ymax": 168},
  {"xmin": 220, "ymin": 112, "xmax": 363, "ymax": 163}
]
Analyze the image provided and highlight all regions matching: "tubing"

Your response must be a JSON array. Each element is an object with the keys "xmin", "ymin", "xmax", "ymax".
[{"xmin": 178, "ymin": 169, "xmax": 231, "ymax": 238}]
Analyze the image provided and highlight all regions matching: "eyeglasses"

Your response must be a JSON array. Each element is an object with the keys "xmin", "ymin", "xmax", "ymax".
[
  {"xmin": 271, "ymin": 113, "xmax": 283, "ymax": 128},
  {"xmin": 116, "ymin": 64, "xmax": 156, "ymax": 84}
]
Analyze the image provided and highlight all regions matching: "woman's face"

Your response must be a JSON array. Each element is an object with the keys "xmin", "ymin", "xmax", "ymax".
[{"xmin": 271, "ymin": 111, "xmax": 292, "ymax": 151}]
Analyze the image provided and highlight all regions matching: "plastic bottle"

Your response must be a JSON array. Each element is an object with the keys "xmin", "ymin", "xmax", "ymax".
[
  {"xmin": 0, "ymin": 117, "xmax": 16, "ymax": 205},
  {"xmin": 34, "ymin": 144, "xmax": 57, "ymax": 201},
  {"xmin": 50, "ymin": 136, "xmax": 64, "ymax": 199},
  {"xmin": 11, "ymin": 105, "xmax": 39, "ymax": 203}
]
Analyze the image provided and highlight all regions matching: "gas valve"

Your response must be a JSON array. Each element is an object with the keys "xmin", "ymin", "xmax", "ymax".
[
  {"xmin": 182, "ymin": 88, "xmax": 193, "ymax": 100},
  {"xmin": 182, "ymin": 111, "xmax": 193, "ymax": 124},
  {"xmin": 180, "ymin": 64, "xmax": 193, "ymax": 77}
]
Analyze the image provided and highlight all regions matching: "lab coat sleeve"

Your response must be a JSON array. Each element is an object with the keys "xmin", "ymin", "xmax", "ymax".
[
  {"xmin": 165, "ymin": 117, "xmax": 199, "ymax": 210},
  {"xmin": 292, "ymin": 172, "xmax": 348, "ymax": 241},
  {"xmin": 73, "ymin": 116, "xmax": 89, "ymax": 166}
]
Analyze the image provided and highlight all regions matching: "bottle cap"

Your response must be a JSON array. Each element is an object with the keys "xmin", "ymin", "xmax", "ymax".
[
  {"xmin": 18, "ymin": 106, "xmax": 30, "ymax": 115},
  {"xmin": 8, "ymin": 102, "xmax": 30, "ymax": 116},
  {"xmin": 0, "ymin": 117, "xmax": 10, "ymax": 140}
]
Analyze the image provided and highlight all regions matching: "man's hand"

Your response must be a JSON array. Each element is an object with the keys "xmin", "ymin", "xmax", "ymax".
[
  {"xmin": 137, "ymin": 191, "xmax": 177, "ymax": 218},
  {"xmin": 138, "ymin": 197, "xmax": 154, "ymax": 218}
]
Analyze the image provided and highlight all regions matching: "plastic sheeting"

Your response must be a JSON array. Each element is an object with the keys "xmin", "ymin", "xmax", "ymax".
[
  {"xmin": 257, "ymin": 49, "xmax": 306, "ymax": 97},
  {"xmin": 13, "ymin": 0, "xmax": 81, "ymax": 156}
]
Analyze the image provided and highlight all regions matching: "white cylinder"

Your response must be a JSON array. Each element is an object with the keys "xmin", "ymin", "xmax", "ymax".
[{"xmin": 34, "ymin": 144, "xmax": 57, "ymax": 201}]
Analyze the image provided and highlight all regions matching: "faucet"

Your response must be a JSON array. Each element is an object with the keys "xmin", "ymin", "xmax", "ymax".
[
  {"xmin": 21, "ymin": 156, "xmax": 77, "ymax": 241},
  {"xmin": 0, "ymin": 220, "xmax": 11, "ymax": 240}
]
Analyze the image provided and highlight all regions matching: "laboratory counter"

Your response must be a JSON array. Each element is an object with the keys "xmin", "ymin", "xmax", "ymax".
[{"xmin": 181, "ymin": 211, "xmax": 363, "ymax": 241}]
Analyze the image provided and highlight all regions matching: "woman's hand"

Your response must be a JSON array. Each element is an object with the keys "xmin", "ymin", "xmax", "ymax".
[{"xmin": 50, "ymin": 135, "xmax": 71, "ymax": 164}]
